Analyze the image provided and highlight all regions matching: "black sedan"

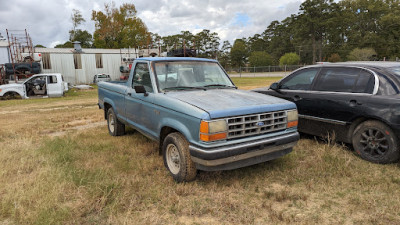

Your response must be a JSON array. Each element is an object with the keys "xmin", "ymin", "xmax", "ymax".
[{"xmin": 254, "ymin": 62, "xmax": 400, "ymax": 164}]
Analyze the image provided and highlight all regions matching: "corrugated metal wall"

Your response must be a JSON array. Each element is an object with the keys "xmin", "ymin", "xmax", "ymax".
[{"xmin": 41, "ymin": 53, "xmax": 124, "ymax": 85}]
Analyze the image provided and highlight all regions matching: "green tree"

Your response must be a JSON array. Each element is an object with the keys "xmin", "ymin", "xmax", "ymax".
[
  {"xmin": 54, "ymin": 41, "xmax": 73, "ymax": 48},
  {"xmin": 218, "ymin": 40, "xmax": 232, "ymax": 69},
  {"xmin": 230, "ymin": 39, "xmax": 247, "ymax": 67},
  {"xmin": 194, "ymin": 29, "xmax": 220, "ymax": 58},
  {"xmin": 248, "ymin": 51, "xmax": 273, "ymax": 67},
  {"xmin": 262, "ymin": 18, "xmax": 295, "ymax": 64},
  {"xmin": 34, "ymin": 44, "xmax": 46, "ymax": 48},
  {"xmin": 70, "ymin": 9, "xmax": 85, "ymax": 41},
  {"xmin": 296, "ymin": 0, "xmax": 335, "ymax": 63},
  {"xmin": 347, "ymin": 48, "xmax": 377, "ymax": 61},
  {"xmin": 70, "ymin": 30, "xmax": 93, "ymax": 48},
  {"xmin": 91, "ymin": 3, "xmax": 148, "ymax": 48},
  {"xmin": 247, "ymin": 34, "xmax": 266, "ymax": 52},
  {"xmin": 279, "ymin": 52, "xmax": 300, "ymax": 65}
]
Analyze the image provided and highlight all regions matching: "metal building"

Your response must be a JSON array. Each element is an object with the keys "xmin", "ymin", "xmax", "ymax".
[{"xmin": 35, "ymin": 45, "xmax": 162, "ymax": 85}]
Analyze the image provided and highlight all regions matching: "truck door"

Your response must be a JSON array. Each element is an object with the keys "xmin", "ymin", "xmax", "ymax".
[
  {"xmin": 125, "ymin": 62, "xmax": 157, "ymax": 137},
  {"xmin": 47, "ymin": 75, "xmax": 61, "ymax": 97}
]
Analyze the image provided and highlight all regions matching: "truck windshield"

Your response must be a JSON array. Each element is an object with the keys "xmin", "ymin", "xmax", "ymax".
[{"xmin": 154, "ymin": 61, "xmax": 235, "ymax": 91}]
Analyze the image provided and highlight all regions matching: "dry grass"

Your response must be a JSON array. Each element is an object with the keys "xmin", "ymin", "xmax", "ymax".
[{"xmin": 1, "ymin": 79, "xmax": 400, "ymax": 224}]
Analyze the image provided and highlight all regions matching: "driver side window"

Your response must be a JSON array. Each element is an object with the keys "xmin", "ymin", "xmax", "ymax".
[
  {"xmin": 280, "ymin": 68, "xmax": 319, "ymax": 90},
  {"xmin": 132, "ymin": 63, "xmax": 153, "ymax": 92}
]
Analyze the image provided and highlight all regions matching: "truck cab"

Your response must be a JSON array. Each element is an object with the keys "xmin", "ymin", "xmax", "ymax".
[{"xmin": 0, "ymin": 73, "xmax": 68, "ymax": 99}]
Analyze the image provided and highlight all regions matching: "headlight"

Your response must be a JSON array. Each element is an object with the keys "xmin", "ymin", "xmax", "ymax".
[
  {"xmin": 199, "ymin": 120, "xmax": 228, "ymax": 142},
  {"xmin": 286, "ymin": 110, "xmax": 298, "ymax": 128}
]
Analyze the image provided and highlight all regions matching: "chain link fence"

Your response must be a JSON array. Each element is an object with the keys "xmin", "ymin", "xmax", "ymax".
[{"xmin": 224, "ymin": 65, "xmax": 307, "ymax": 77}]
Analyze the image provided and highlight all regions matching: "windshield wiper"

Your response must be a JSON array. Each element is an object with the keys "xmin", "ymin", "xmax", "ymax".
[
  {"xmin": 163, "ymin": 86, "xmax": 206, "ymax": 91},
  {"xmin": 203, "ymin": 84, "xmax": 237, "ymax": 89}
]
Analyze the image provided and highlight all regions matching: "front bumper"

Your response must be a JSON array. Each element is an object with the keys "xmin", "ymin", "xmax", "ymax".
[{"xmin": 189, "ymin": 132, "xmax": 299, "ymax": 171}]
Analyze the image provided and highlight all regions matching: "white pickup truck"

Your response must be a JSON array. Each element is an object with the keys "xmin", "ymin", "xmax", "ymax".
[{"xmin": 0, "ymin": 73, "xmax": 68, "ymax": 99}]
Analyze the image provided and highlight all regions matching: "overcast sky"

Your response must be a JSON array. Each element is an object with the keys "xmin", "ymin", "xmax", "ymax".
[{"xmin": 0, "ymin": 0, "xmax": 303, "ymax": 48}]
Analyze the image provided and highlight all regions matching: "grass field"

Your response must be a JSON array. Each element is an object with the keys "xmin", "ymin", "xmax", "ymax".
[{"xmin": 1, "ymin": 77, "xmax": 400, "ymax": 224}]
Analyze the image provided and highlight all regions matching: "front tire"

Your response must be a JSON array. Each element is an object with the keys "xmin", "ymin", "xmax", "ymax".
[
  {"xmin": 3, "ymin": 92, "xmax": 21, "ymax": 100},
  {"xmin": 107, "ymin": 108, "xmax": 125, "ymax": 136},
  {"xmin": 162, "ymin": 132, "xmax": 197, "ymax": 182},
  {"xmin": 352, "ymin": 120, "xmax": 399, "ymax": 164}
]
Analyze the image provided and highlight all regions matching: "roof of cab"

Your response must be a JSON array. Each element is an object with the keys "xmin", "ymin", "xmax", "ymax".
[{"xmin": 135, "ymin": 57, "xmax": 218, "ymax": 62}]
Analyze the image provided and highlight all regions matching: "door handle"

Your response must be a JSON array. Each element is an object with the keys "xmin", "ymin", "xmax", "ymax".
[
  {"xmin": 293, "ymin": 95, "xmax": 302, "ymax": 101},
  {"xmin": 349, "ymin": 100, "xmax": 362, "ymax": 106},
  {"xmin": 127, "ymin": 92, "xmax": 132, "ymax": 96}
]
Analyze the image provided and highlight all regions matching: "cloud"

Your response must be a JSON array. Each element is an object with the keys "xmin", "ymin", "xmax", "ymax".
[{"xmin": 0, "ymin": 0, "xmax": 303, "ymax": 47}]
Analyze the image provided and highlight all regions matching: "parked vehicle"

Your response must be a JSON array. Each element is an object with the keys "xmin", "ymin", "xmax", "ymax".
[
  {"xmin": 253, "ymin": 62, "xmax": 400, "ymax": 164},
  {"xmin": 98, "ymin": 57, "xmax": 299, "ymax": 182},
  {"xmin": 93, "ymin": 73, "xmax": 111, "ymax": 83},
  {"xmin": 0, "ymin": 73, "xmax": 68, "ymax": 99}
]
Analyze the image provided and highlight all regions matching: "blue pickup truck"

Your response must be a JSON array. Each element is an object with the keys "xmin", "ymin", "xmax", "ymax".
[{"xmin": 98, "ymin": 57, "xmax": 299, "ymax": 182}]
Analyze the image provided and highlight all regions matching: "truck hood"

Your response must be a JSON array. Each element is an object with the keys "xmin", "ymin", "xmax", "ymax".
[{"xmin": 165, "ymin": 89, "xmax": 296, "ymax": 119}]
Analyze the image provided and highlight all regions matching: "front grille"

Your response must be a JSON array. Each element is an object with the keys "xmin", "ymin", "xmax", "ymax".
[{"xmin": 227, "ymin": 111, "xmax": 287, "ymax": 139}]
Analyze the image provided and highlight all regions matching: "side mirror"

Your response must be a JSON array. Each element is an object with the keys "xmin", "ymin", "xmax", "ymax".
[
  {"xmin": 134, "ymin": 85, "xmax": 148, "ymax": 96},
  {"xmin": 269, "ymin": 82, "xmax": 279, "ymax": 91}
]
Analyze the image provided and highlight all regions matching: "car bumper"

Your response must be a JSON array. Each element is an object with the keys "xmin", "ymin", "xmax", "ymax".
[{"xmin": 189, "ymin": 132, "xmax": 299, "ymax": 171}]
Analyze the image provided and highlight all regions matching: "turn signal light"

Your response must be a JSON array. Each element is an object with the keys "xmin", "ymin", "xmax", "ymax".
[
  {"xmin": 200, "ymin": 133, "xmax": 227, "ymax": 142},
  {"xmin": 287, "ymin": 120, "xmax": 298, "ymax": 128},
  {"xmin": 200, "ymin": 121, "xmax": 209, "ymax": 133},
  {"xmin": 199, "ymin": 120, "xmax": 228, "ymax": 142},
  {"xmin": 287, "ymin": 110, "xmax": 298, "ymax": 128}
]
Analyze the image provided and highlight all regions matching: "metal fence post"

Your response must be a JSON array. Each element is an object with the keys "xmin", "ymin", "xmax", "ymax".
[
  {"xmin": 239, "ymin": 66, "xmax": 241, "ymax": 78},
  {"xmin": 284, "ymin": 65, "xmax": 287, "ymax": 76}
]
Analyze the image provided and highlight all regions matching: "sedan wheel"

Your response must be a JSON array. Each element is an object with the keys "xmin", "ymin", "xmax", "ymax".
[
  {"xmin": 359, "ymin": 129, "xmax": 388, "ymax": 157},
  {"xmin": 353, "ymin": 120, "xmax": 399, "ymax": 164}
]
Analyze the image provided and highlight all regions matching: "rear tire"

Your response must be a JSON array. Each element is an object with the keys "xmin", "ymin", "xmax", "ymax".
[
  {"xmin": 162, "ymin": 132, "xmax": 197, "ymax": 182},
  {"xmin": 352, "ymin": 120, "xmax": 399, "ymax": 164},
  {"xmin": 107, "ymin": 108, "xmax": 125, "ymax": 136}
]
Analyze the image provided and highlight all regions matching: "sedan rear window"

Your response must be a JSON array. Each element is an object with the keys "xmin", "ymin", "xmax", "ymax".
[{"xmin": 313, "ymin": 68, "xmax": 374, "ymax": 94}]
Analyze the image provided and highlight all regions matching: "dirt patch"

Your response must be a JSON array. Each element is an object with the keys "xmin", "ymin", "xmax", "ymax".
[
  {"xmin": 47, "ymin": 121, "xmax": 106, "ymax": 137},
  {"xmin": 0, "ymin": 104, "xmax": 97, "ymax": 115}
]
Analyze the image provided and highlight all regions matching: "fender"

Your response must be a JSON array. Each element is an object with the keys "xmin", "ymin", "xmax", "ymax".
[
  {"xmin": 0, "ymin": 88, "xmax": 26, "ymax": 99},
  {"xmin": 158, "ymin": 117, "xmax": 198, "ymax": 144},
  {"xmin": 103, "ymin": 97, "xmax": 117, "ymax": 113}
]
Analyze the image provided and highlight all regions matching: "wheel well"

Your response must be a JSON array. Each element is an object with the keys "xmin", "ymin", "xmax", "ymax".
[
  {"xmin": 348, "ymin": 117, "xmax": 392, "ymax": 142},
  {"xmin": 3, "ymin": 91, "xmax": 21, "ymax": 98},
  {"xmin": 104, "ymin": 103, "xmax": 112, "ymax": 119},
  {"xmin": 159, "ymin": 126, "xmax": 179, "ymax": 155}
]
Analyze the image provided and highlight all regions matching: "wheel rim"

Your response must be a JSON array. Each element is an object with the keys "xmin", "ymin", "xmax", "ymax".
[
  {"xmin": 359, "ymin": 128, "xmax": 389, "ymax": 157},
  {"xmin": 166, "ymin": 143, "xmax": 180, "ymax": 175},
  {"xmin": 108, "ymin": 114, "xmax": 115, "ymax": 133}
]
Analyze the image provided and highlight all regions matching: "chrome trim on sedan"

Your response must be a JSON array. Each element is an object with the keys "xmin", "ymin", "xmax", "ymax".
[{"xmin": 298, "ymin": 114, "xmax": 347, "ymax": 125}]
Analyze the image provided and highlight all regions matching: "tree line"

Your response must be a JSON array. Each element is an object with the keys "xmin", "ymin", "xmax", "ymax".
[{"xmin": 48, "ymin": 0, "xmax": 400, "ymax": 67}]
